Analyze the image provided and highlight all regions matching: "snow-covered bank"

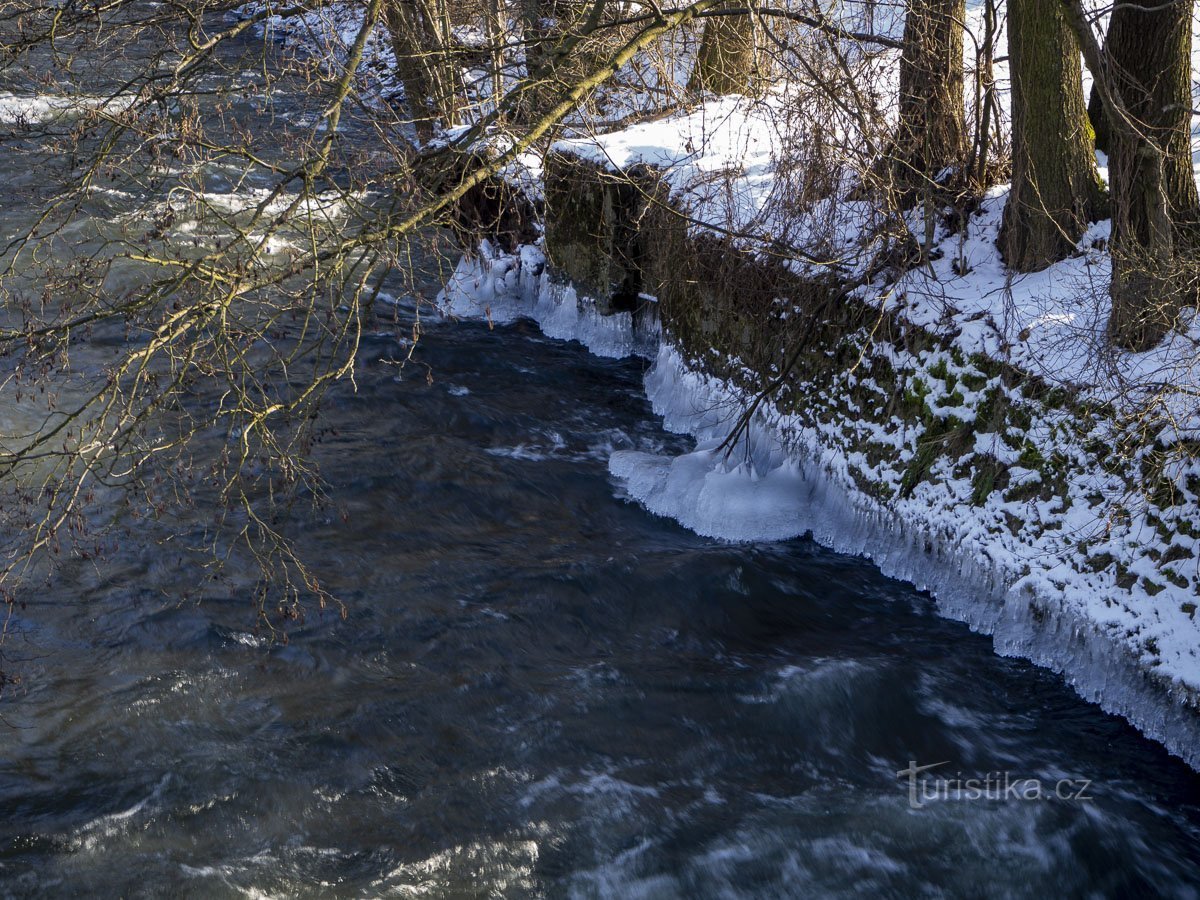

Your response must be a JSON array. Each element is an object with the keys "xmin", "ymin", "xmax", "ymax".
[
  {"xmin": 622, "ymin": 342, "xmax": 1200, "ymax": 772},
  {"xmin": 439, "ymin": 243, "xmax": 1200, "ymax": 772}
]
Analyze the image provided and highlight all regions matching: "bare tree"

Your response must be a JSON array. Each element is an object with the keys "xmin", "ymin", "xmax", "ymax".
[
  {"xmin": 0, "ymin": 0, "xmax": 737, "ymax": 637},
  {"xmin": 384, "ymin": 0, "xmax": 466, "ymax": 141},
  {"xmin": 888, "ymin": 0, "xmax": 968, "ymax": 196}
]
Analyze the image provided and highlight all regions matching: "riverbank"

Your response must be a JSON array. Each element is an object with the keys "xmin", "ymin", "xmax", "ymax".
[{"xmin": 437, "ymin": 95, "xmax": 1200, "ymax": 772}]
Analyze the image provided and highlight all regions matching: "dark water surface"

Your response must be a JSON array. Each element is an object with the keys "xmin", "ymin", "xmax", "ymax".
[
  {"xmin": 2, "ymin": 315, "xmax": 1200, "ymax": 897},
  {"xmin": 1, "ymin": 17, "xmax": 1200, "ymax": 900}
]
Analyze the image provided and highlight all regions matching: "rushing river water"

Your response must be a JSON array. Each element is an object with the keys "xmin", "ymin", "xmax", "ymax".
[{"xmin": 3, "ymin": 14, "xmax": 1200, "ymax": 900}]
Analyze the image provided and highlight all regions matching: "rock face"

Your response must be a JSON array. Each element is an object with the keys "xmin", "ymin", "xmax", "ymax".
[
  {"xmin": 430, "ymin": 150, "xmax": 540, "ymax": 252},
  {"xmin": 542, "ymin": 146, "xmax": 917, "ymax": 425},
  {"xmin": 543, "ymin": 152, "xmax": 660, "ymax": 314}
]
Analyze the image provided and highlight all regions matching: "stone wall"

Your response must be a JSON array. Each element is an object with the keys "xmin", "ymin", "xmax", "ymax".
[{"xmin": 540, "ymin": 147, "xmax": 1059, "ymax": 511}]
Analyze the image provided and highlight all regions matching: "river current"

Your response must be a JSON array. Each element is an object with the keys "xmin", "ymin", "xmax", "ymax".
[{"xmin": 1, "ymin": 13, "xmax": 1200, "ymax": 899}]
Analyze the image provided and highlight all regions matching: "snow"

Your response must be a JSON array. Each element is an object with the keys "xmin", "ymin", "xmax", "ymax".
[{"xmin": 439, "ymin": 243, "xmax": 659, "ymax": 359}]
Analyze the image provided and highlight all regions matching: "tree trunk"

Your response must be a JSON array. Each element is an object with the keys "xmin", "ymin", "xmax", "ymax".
[
  {"xmin": 1107, "ymin": 0, "xmax": 1199, "ymax": 225},
  {"xmin": 1000, "ymin": 0, "xmax": 1102, "ymax": 271},
  {"xmin": 687, "ymin": 6, "xmax": 762, "ymax": 96},
  {"xmin": 1104, "ymin": 0, "xmax": 1198, "ymax": 348},
  {"xmin": 1087, "ymin": 83, "xmax": 1109, "ymax": 155},
  {"xmin": 887, "ymin": 0, "xmax": 967, "ymax": 196},
  {"xmin": 515, "ymin": 0, "xmax": 614, "ymax": 124},
  {"xmin": 384, "ymin": 0, "xmax": 463, "ymax": 143},
  {"xmin": 515, "ymin": 0, "xmax": 562, "ymax": 122}
]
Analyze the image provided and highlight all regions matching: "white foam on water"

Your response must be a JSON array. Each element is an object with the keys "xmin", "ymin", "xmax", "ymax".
[{"xmin": 0, "ymin": 91, "xmax": 136, "ymax": 125}]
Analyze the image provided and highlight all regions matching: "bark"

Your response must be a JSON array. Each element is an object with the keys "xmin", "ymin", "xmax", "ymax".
[
  {"xmin": 1000, "ymin": 0, "xmax": 1102, "ymax": 271},
  {"xmin": 1103, "ymin": 0, "xmax": 1198, "ymax": 348},
  {"xmin": 1106, "ymin": 0, "xmax": 1199, "ymax": 227},
  {"xmin": 887, "ymin": 0, "xmax": 967, "ymax": 195},
  {"xmin": 687, "ymin": 6, "xmax": 762, "ymax": 96},
  {"xmin": 1087, "ymin": 82, "xmax": 1109, "ymax": 155},
  {"xmin": 515, "ymin": 0, "xmax": 560, "ymax": 121},
  {"xmin": 384, "ymin": 0, "xmax": 464, "ymax": 142}
]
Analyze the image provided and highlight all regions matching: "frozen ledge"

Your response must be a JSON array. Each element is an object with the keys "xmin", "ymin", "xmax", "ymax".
[{"xmin": 439, "ymin": 245, "xmax": 1200, "ymax": 772}]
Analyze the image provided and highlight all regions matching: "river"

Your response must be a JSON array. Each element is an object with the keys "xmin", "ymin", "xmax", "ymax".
[{"xmin": 1, "ymin": 10, "xmax": 1200, "ymax": 899}]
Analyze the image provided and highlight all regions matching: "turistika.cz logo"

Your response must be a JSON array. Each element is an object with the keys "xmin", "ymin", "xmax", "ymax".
[{"xmin": 896, "ymin": 761, "xmax": 1094, "ymax": 810}]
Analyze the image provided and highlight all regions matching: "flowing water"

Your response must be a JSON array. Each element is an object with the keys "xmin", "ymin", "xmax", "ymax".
[{"xmin": 2, "ymin": 15, "xmax": 1200, "ymax": 900}]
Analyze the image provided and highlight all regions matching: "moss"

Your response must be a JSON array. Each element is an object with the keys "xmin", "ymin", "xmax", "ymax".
[
  {"xmin": 971, "ymin": 456, "xmax": 1010, "ymax": 506},
  {"xmin": 1162, "ymin": 543, "xmax": 1192, "ymax": 565},
  {"xmin": 1115, "ymin": 562, "xmax": 1138, "ymax": 590},
  {"xmin": 1044, "ymin": 387, "xmax": 1070, "ymax": 409},
  {"xmin": 968, "ymin": 352, "xmax": 1004, "ymax": 379},
  {"xmin": 1008, "ymin": 404, "xmax": 1033, "ymax": 432},
  {"xmin": 862, "ymin": 441, "xmax": 897, "ymax": 468},
  {"xmin": 961, "ymin": 370, "xmax": 989, "ymax": 391},
  {"xmin": 1044, "ymin": 452, "xmax": 1071, "ymax": 492},
  {"xmin": 900, "ymin": 442, "xmax": 939, "ymax": 498},
  {"xmin": 1182, "ymin": 602, "xmax": 1197, "ymax": 619},
  {"xmin": 1150, "ymin": 478, "xmax": 1183, "ymax": 509},
  {"xmin": 974, "ymin": 388, "xmax": 1003, "ymax": 429},
  {"xmin": 897, "ymin": 377, "xmax": 933, "ymax": 425},
  {"xmin": 1004, "ymin": 480, "xmax": 1044, "ymax": 504},
  {"xmin": 1017, "ymin": 442, "xmax": 1045, "ymax": 470},
  {"xmin": 1165, "ymin": 571, "xmax": 1190, "ymax": 590}
]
